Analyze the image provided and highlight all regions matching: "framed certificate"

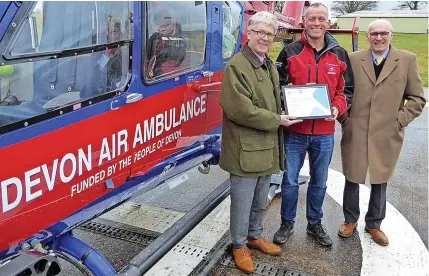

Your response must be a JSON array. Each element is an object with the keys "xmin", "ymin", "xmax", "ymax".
[{"xmin": 282, "ymin": 84, "xmax": 333, "ymax": 119}]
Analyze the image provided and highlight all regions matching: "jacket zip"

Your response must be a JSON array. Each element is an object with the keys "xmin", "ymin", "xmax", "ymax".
[
  {"xmin": 307, "ymin": 63, "xmax": 316, "ymax": 135},
  {"xmin": 315, "ymin": 63, "xmax": 319, "ymax": 83},
  {"xmin": 307, "ymin": 64, "xmax": 311, "ymax": 83},
  {"xmin": 310, "ymin": 56, "xmax": 320, "ymax": 135}
]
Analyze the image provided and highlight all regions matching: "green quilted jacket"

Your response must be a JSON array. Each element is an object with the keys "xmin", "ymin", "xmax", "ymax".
[{"xmin": 219, "ymin": 43, "xmax": 285, "ymax": 177}]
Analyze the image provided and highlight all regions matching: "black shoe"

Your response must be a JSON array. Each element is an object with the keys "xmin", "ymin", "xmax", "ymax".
[
  {"xmin": 307, "ymin": 222, "xmax": 333, "ymax": 246},
  {"xmin": 273, "ymin": 220, "xmax": 294, "ymax": 244}
]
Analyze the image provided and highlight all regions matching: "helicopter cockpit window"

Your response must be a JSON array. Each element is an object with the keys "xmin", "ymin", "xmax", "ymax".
[
  {"xmin": 222, "ymin": 1, "xmax": 242, "ymax": 59},
  {"xmin": 143, "ymin": 1, "xmax": 206, "ymax": 82},
  {"xmin": 9, "ymin": 1, "xmax": 133, "ymax": 55},
  {"xmin": 0, "ymin": 1, "xmax": 133, "ymax": 129}
]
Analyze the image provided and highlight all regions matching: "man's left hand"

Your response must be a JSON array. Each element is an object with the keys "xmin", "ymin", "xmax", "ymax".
[{"xmin": 325, "ymin": 106, "xmax": 339, "ymax": 121}]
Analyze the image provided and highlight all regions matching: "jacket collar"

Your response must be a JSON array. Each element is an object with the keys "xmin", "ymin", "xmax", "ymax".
[
  {"xmin": 300, "ymin": 31, "xmax": 339, "ymax": 53},
  {"xmin": 361, "ymin": 46, "xmax": 399, "ymax": 86},
  {"xmin": 242, "ymin": 43, "xmax": 267, "ymax": 68}
]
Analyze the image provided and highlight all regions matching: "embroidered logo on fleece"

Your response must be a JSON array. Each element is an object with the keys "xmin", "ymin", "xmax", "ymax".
[{"xmin": 327, "ymin": 63, "xmax": 338, "ymax": 75}]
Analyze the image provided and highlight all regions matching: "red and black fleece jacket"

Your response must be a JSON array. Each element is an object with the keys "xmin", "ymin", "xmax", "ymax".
[{"xmin": 277, "ymin": 32, "xmax": 354, "ymax": 135}]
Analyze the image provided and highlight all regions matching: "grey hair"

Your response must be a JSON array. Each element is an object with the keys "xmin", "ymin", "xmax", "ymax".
[
  {"xmin": 304, "ymin": 2, "xmax": 329, "ymax": 18},
  {"xmin": 248, "ymin": 11, "xmax": 278, "ymax": 32},
  {"xmin": 368, "ymin": 19, "xmax": 393, "ymax": 32}
]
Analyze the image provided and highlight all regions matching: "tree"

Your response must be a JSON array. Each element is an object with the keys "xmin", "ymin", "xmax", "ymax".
[
  {"xmin": 331, "ymin": 1, "xmax": 379, "ymax": 16},
  {"xmin": 275, "ymin": 1, "xmax": 284, "ymax": 13},
  {"xmin": 394, "ymin": 1, "xmax": 428, "ymax": 10}
]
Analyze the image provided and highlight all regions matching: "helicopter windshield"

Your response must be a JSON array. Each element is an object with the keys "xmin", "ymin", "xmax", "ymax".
[{"xmin": 0, "ymin": 1, "xmax": 133, "ymax": 130}]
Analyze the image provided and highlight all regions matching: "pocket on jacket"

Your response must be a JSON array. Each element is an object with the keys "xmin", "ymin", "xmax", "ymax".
[
  {"xmin": 239, "ymin": 135, "xmax": 274, "ymax": 173},
  {"xmin": 396, "ymin": 120, "xmax": 403, "ymax": 132},
  {"xmin": 389, "ymin": 76, "xmax": 406, "ymax": 91},
  {"xmin": 340, "ymin": 112, "xmax": 350, "ymax": 126},
  {"xmin": 341, "ymin": 116, "xmax": 352, "ymax": 136},
  {"xmin": 253, "ymin": 100, "xmax": 261, "ymax": 108}
]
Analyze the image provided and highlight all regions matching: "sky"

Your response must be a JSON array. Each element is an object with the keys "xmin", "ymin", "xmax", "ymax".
[{"xmin": 319, "ymin": 1, "xmax": 404, "ymax": 18}]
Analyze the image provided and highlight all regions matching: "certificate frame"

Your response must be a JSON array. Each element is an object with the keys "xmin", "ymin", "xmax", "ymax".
[{"xmin": 281, "ymin": 84, "xmax": 333, "ymax": 120}]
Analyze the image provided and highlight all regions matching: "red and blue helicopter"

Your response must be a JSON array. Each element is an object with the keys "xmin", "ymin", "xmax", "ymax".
[{"xmin": 0, "ymin": 1, "xmax": 358, "ymax": 275}]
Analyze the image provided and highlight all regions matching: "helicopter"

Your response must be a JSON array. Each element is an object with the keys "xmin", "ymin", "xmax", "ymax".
[{"xmin": 0, "ymin": 1, "xmax": 358, "ymax": 275}]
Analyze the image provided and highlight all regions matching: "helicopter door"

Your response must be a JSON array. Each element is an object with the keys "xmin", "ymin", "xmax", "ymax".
[{"xmin": 130, "ymin": 1, "xmax": 209, "ymax": 178}]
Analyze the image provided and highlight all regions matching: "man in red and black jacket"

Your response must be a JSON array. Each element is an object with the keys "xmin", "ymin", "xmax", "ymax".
[{"xmin": 273, "ymin": 3, "xmax": 354, "ymax": 247}]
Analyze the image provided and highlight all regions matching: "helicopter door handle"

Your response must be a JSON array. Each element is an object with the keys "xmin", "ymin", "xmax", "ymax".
[
  {"xmin": 202, "ymin": 71, "xmax": 214, "ymax": 82},
  {"xmin": 202, "ymin": 71, "xmax": 214, "ymax": 77},
  {"xmin": 191, "ymin": 82, "xmax": 221, "ymax": 94},
  {"xmin": 125, "ymin": 93, "xmax": 143, "ymax": 104}
]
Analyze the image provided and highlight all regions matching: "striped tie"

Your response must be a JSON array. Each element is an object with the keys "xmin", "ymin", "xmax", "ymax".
[{"xmin": 376, "ymin": 56, "xmax": 384, "ymax": 65}]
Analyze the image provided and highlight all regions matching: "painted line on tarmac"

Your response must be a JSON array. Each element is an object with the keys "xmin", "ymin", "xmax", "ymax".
[
  {"xmin": 145, "ymin": 198, "xmax": 231, "ymax": 275},
  {"xmin": 300, "ymin": 160, "xmax": 429, "ymax": 276}
]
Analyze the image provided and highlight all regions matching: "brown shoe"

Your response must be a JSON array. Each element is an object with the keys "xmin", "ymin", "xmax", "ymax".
[
  {"xmin": 232, "ymin": 247, "xmax": 255, "ymax": 273},
  {"xmin": 247, "ymin": 238, "xmax": 281, "ymax": 256},
  {"xmin": 338, "ymin": 222, "xmax": 358, "ymax": 238},
  {"xmin": 365, "ymin": 226, "xmax": 389, "ymax": 246}
]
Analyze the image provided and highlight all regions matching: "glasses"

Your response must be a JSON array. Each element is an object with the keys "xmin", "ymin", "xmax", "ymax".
[
  {"xmin": 369, "ymin": 31, "xmax": 390, "ymax": 39},
  {"xmin": 250, "ymin": 29, "xmax": 275, "ymax": 40}
]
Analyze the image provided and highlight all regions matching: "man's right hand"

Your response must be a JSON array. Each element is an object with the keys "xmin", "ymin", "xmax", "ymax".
[{"xmin": 280, "ymin": 115, "xmax": 302, "ymax": 127}]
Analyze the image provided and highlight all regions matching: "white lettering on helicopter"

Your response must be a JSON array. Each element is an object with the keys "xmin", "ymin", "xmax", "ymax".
[
  {"xmin": 133, "ymin": 129, "xmax": 182, "ymax": 162},
  {"xmin": 70, "ymin": 170, "xmax": 106, "ymax": 197},
  {"xmin": 1, "ymin": 145, "xmax": 92, "ymax": 213},
  {"xmin": 1, "ymin": 95, "xmax": 207, "ymax": 214},
  {"xmin": 132, "ymin": 94, "xmax": 206, "ymax": 149},
  {"xmin": 98, "ymin": 129, "xmax": 129, "ymax": 166}
]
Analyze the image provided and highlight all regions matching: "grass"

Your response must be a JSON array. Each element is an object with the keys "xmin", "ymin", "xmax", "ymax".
[{"xmin": 269, "ymin": 33, "xmax": 428, "ymax": 87}]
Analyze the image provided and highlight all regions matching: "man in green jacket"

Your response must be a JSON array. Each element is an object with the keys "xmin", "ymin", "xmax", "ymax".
[{"xmin": 219, "ymin": 11, "xmax": 301, "ymax": 274}]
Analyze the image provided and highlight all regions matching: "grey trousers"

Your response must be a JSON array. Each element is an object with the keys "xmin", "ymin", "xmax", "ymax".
[
  {"xmin": 343, "ymin": 179, "xmax": 387, "ymax": 229},
  {"xmin": 230, "ymin": 174, "xmax": 271, "ymax": 249}
]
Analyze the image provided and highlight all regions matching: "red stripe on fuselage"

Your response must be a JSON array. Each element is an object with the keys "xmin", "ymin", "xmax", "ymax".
[{"xmin": 0, "ymin": 73, "xmax": 223, "ymax": 251}]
